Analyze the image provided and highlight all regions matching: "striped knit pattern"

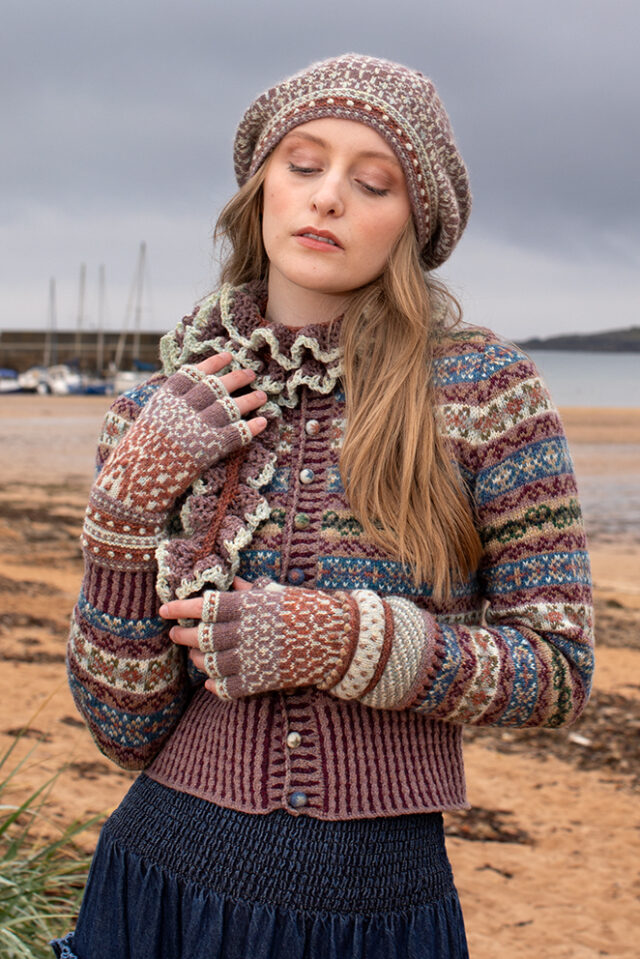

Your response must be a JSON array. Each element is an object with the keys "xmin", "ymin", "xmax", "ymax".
[{"xmin": 67, "ymin": 282, "xmax": 594, "ymax": 817}]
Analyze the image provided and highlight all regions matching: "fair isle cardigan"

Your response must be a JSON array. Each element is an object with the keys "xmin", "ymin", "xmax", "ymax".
[{"xmin": 67, "ymin": 282, "xmax": 594, "ymax": 820}]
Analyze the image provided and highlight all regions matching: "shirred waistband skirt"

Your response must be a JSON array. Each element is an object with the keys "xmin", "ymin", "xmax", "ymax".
[{"xmin": 51, "ymin": 774, "xmax": 468, "ymax": 959}]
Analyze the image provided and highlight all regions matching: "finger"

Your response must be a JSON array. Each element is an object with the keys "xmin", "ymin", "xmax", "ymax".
[
  {"xmin": 189, "ymin": 649, "xmax": 207, "ymax": 671},
  {"xmin": 169, "ymin": 625, "xmax": 199, "ymax": 648},
  {"xmin": 198, "ymin": 621, "xmax": 238, "ymax": 651},
  {"xmin": 189, "ymin": 649, "xmax": 209, "ymax": 675},
  {"xmin": 234, "ymin": 390, "xmax": 267, "ymax": 417},
  {"xmin": 159, "ymin": 598, "xmax": 204, "ymax": 620},
  {"xmin": 195, "ymin": 353, "xmax": 232, "ymax": 375},
  {"xmin": 204, "ymin": 677, "xmax": 231, "ymax": 699},
  {"xmin": 211, "ymin": 648, "xmax": 238, "ymax": 676},
  {"xmin": 233, "ymin": 576, "xmax": 253, "ymax": 590},
  {"xmin": 218, "ymin": 368, "xmax": 257, "ymax": 395},
  {"xmin": 246, "ymin": 415, "xmax": 268, "ymax": 438}
]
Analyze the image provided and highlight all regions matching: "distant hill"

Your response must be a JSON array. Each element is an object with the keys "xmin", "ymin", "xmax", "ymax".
[{"xmin": 517, "ymin": 326, "xmax": 640, "ymax": 352}]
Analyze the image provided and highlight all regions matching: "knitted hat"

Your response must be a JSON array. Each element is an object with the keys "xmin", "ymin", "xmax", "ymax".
[{"xmin": 233, "ymin": 53, "xmax": 471, "ymax": 270}]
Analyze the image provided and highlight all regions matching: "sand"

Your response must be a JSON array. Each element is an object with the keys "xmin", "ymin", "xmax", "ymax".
[{"xmin": 0, "ymin": 394, "xmax": 638, "ymax": 957}]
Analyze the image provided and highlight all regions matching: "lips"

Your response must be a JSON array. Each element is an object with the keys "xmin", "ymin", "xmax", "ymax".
[{"xmin": 294, "ymin": 227, "xmax": 343, "ymax": 249}]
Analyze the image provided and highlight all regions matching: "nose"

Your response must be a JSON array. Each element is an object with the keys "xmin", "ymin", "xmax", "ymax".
[{"xmin": 310, "ymin": 174, "xmax": 345, "ymax": 217}]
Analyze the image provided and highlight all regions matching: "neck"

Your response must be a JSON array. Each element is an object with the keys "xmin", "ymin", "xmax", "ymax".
[{"xmin": 265, "ymin": 272, "xmax": 350, "ymax": 328}]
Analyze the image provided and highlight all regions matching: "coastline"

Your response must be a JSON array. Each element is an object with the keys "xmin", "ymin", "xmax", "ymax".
[{"xmin": 0, "ymin": 395, "xmax": 638, "ymax": 958}]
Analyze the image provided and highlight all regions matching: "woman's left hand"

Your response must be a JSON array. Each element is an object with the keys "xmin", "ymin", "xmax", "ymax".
[
  {"xmin": 160, "ymin": 580, "xmax": 357, "ymax": 700},
  {"xmin": 160, "ymin": 576, "xmax": 252, "ymax": 697}
]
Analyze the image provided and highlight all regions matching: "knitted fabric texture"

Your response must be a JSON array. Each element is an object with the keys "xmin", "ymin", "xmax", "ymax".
[
  {"xmin": 233, "ymin": 53, "xmax": 471, "ymax": 270},
  {"xmin": 66, "ymin": 282, "xmax": 595, "ymax": 818},
  {"xmin": 197, "ymin": 583, "xmax": 359, "ymax": 698}
]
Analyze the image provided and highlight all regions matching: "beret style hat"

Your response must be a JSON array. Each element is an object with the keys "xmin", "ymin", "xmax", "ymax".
[{"xmin": 233, "ymin": 53, "xmax": 471, "ymax": 270}]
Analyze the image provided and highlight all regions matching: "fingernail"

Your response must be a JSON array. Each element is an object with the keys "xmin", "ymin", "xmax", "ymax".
[{"xmin": 159, "ymin": 604, "xmax": 168, "ymax": 616}]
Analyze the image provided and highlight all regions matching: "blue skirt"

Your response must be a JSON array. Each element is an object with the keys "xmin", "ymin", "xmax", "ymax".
[{"xmin": 51, "ymin": 775, "xmax": 468, "ymax": 959}]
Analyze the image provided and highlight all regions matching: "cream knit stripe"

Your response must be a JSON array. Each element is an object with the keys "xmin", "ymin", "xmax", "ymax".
[
  {"xmin": 488, "ymin": 601, "xmax": 593, "ymax": 637},
  {"xmin": 68, "ymin": 619, "xmax": 182, "ymax": 695},
  {"xmin": 82, "ymin": 517, "xmax": 163, "ymax": 554},
  {"xmin": 327, "ymin": 590, "xmax": 386, "ymax": 699},
  {"xmin": 440, "ymin": 627, "xmax": 501, "ymax": 723},
  {"xmin": 359, "ymin": 597, "xmax": 427, "ymax": 709},
  {"xmin": 439, "ymin": 377, "xmax": 555, "ymax": 443}
]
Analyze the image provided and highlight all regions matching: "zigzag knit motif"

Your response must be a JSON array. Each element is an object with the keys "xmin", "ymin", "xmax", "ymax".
[{"xmin": 67, "ymin": 282, "xmax": 594, "ymax": 818}]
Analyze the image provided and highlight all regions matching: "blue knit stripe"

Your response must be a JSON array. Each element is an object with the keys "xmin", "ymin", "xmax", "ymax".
[
  {"xmin": 326, "ymin": 466, "xmax": 343, "ymax": 492},
  {"xmin": 483, "ymin": 551, "xmax": 591, "ymax": 595},
  {"xmin": 415, "ymin": 625, "xmax": 462, "ymax": 710},
  {"xmin": 125, "ymin": 380, "xmax": 163, "ymax": 406},
  {"xmin": 433, "ymin": 344, "xmax": 521, "ymax": 386},
  {"xmin": 542, "ymin": 632, "xmax": 595, "ymax": 690},
  {"xmin": 69, "ymin": 675, "xmax": 185, "ymax": 747},
  {"xmin": 264, "ymin": 468, "xmax": 290, "ymax": 492},
  {"xmin": 475, "ymin": 437, "xmax": 573, "ymax": 505},
  {"xmin": 495, "ymin": 627, "xmax": 538, "ymax": 726},
  {"xmin": 77, "ymin": 592, "xmax": 165, "ymax": 640},
  {"xmin": 238, "ymin": 549, "xmax": 281, "ymax": 581},
  {"xmin": 317, "ymin": 556, "xmax": 477, "ymax": 598}
]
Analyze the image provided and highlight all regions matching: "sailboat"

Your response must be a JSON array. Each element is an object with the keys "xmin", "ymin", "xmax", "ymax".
[{"xmin": 113, "ymin": 242, "xmax": 158, "ymax": 394}]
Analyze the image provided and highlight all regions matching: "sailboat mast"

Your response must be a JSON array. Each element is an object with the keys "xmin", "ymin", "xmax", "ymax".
[
  {"xmin": 44, "ymin": 277, "xmax": 57, "ymax": 367},
  {"xmin": 97, "ymin": 264, "xmax": 105, "ymax": 373},
  {"xmin": 74, "ymin": 263, "xmax": 86, "ymax": 363},
  {"xmin": 114, "ymin": 242, "xmax": 145, "ymax": 372},
  {"xmin": 133, "ymin": 242, "xmax": 146, "ymax": 364}
]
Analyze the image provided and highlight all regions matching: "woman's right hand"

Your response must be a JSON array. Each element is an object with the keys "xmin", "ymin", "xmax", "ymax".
[
  {"xmin": 94, "ymin": 353, "xmax": 268, "ymax": 515},
  {"xmin": 194, "ymin": 352, "xmax": 267, "ymax": 439}
]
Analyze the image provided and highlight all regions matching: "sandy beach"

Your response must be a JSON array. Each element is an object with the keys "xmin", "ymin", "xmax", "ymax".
[{"xmin": 0, "ymin": 395, "xmax": 638, "ymax": 957}]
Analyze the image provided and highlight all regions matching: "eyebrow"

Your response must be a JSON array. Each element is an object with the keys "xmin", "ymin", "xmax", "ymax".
[{"xmin": 284, "ymin": 130, "xmax": 402, "ymax": 166}]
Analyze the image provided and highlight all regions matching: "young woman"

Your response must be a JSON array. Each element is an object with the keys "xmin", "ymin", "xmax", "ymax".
[{"xmin": 53, "ymin": 54, "xmax": 594, "ymax": 959}]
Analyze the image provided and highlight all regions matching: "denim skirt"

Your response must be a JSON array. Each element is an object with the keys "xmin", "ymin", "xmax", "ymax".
[{"xmin": 51, "ymin": 775, "xmax": 468, "ymax": 959}]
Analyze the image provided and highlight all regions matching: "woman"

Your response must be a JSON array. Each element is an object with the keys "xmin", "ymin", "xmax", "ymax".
[{"xmin": 53, "ymin": 54, "xmax": 594, "ymax": 959}]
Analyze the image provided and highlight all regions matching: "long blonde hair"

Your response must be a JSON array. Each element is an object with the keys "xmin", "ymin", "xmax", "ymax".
[{"xmin": 215, "ymin": 168, "xmax": 482, "ymax": 597}]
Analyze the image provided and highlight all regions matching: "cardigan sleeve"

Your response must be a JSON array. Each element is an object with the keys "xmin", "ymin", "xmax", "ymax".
[
  {"xmin": 66, "ymin": 367, "xmax": 254, "ymax": 769},
  {"xmin": 325, "ymin": 342, "xmax": 594, "ymax": 727},
  {"xmin": 66, "ymin": 376, "xmax": 189, "ymax": 769}
]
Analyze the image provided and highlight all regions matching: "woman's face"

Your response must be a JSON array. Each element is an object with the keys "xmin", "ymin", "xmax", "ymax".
[{"xmin": 261, "ymin": 118, "xmax": 411, "ymax": 303}]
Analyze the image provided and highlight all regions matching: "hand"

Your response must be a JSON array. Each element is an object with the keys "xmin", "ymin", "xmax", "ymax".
[
  {"xmin": 160, "ymin": 580, "xmax": 358, "ymax": 699},
  {"xmin": 95, "ymin": 353, "xmax": 268, "ymax": 515}
]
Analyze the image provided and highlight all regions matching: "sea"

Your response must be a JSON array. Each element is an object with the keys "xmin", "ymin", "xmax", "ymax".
[{"xmin": 524, "ymin": 350, "xmax": 639, "ymax": 408}]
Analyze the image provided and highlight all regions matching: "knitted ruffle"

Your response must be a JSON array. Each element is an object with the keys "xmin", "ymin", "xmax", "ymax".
[{"xmin": 155, "ymin": 283, "xmax": 343, "ymax": 601}]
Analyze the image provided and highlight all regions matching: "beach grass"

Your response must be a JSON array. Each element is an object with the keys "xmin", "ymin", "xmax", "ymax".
[{"xmin": 0, "ymin": 723, "xmax": 99, "ymax": 958}]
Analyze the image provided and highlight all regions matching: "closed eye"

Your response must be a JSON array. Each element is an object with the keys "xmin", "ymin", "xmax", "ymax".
[
  {"xmin": 358, "ymin": 181, "xmax": 389, "ymax": 197},
  {"xmin": 288, "ymin": 162, "xmax": 318, "ymax": 175}
]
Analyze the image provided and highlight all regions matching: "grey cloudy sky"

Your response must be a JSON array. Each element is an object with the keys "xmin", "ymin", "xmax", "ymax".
[{"xmin": 2, "ymin": 0, "xmax": 638, "ymax": 339}]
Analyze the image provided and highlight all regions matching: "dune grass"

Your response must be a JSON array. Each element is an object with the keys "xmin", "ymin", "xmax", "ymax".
[{"xmin": 0, "ymin": 727, "xmax": 99, "ymax": 958}]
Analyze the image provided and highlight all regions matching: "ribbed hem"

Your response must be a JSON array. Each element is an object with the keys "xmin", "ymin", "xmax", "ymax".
[{"xmin": 147, "ymin": 687, "xmax": 469, "ymax": 819}]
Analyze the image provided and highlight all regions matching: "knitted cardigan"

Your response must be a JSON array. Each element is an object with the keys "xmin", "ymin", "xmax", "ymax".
[{"xmin": 67, "ymin": 282, "xmax": 594, "ymax": 820}]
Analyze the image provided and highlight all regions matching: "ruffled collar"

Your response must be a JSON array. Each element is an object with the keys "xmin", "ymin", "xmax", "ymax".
[
  {"xmin": 160, "ymin": 281, "xmax": 343, "ymax": 411},
  {"xmin": 155, "ymin": 281, "xmax": 344, "ymax": 602}
]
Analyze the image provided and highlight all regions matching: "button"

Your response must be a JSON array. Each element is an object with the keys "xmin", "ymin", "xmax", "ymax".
[
  {"xmin": 286, "ymin": 731, "xmax": 302, "ymax": 749},
  {"xmin": 299, "ymin": 468, "xmax": 315, "ymax": 484},
  {"xmin": 305, "ymin": 419, "xmax": 320, "ymax": 436},
  {"xmin": 294, "ymin": 512, "xmax": 310, "ymax": 530},
  {"xmin": 287, "ymin": 568, "xmax": 305, "ymax": 585},
  {"xmin": 288, "ymin": 791, "xmax": 308, "ymax": 809}
]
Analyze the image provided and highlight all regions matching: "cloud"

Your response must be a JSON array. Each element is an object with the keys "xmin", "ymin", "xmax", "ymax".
[{"xmin": 2, "ymin": 0, "xmax": 638, "ymax": 334}]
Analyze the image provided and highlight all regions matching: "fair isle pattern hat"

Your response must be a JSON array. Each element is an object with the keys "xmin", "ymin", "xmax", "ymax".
[{"xmin": 233, "ymin": 53, "xmax": 471, "ymax": 270}]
